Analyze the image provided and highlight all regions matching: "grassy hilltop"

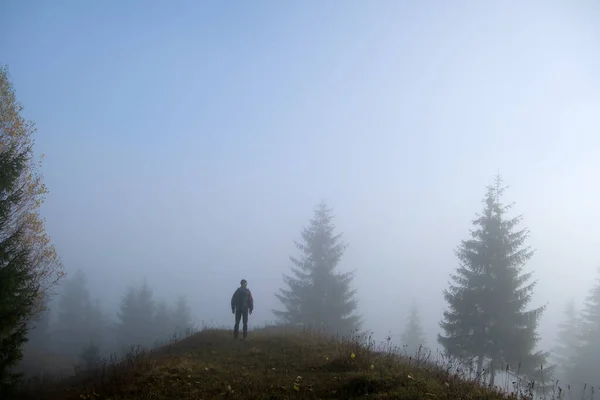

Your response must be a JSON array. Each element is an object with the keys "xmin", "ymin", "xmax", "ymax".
[{"xmin": 19, "ymin": 327, "xmax": 545, "ymax": 400}]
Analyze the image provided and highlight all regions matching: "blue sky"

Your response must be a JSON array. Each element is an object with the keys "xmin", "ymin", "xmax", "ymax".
[{"xmin": 2, "ymin": 1, "xmax": 600, "ymax": 348}]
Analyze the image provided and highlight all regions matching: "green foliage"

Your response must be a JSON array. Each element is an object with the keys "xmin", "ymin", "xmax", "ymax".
[
  {"xmin": 18, "ymin": 294, "xmax": 54, "ymax": 377},
  {"xmin": 24, "ymin": 295, "xmax": 52, "ymax": 347},
  {"xmin": 438, "ymin": 175, "xmax": 547, "ymax": 385},
  {"xmin": 273, "ymin": 201, "xmax": 361, "ymax": 336},
  {"xmin": 0, "ymin": 66, "xmax": 64, "ymax": 397}
]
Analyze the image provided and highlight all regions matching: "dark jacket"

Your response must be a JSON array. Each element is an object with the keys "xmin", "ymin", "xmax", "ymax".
[{"xmin": 231, "ymin": 286, "xmax": 254, "ymax": 312}]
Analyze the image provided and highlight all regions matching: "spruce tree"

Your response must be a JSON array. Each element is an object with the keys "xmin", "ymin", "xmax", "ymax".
[
  {"xmin": 551, "ymin": 299, "xmax": 581, "ymax": 382},
  {"xmin": 172, "ymin": 295, "xmax": 193, "ymax": 337},
  {"xmin": 273, "ymin": 201, "xmax": 361, "ymax": 336},
  {"xmin": 153, "ymin": 300, "xmax": 173, "ymax": 343},
  {"xmin": 136, "ymin": 281, "xmax": 157, "ymax": 346},
  {"xmin": 79, "ymin": 340, "xmax": 101, "ymax": 372},
  {"xmin": 437, "ymin": 175, "xmax": 546, "ymax": 386},
  {"xmin": 569, "ymin": 269, "xmax": 600, "ymax": 390},
  {"xmin": 53, "ymin": 270, "xmax": 97, "ymax": 359},
  {"xmin": 115, "ymin": 280, "xmax": 157, "ymax": 349},
  {"xmin": 114, "ymin": 286, "xmax": 138, "ymax": 349},
  {"xmin": 0, "ymin": 66, "xmax": 63, "ymax": 395},
  {"xmin": 400, "ymin": 301, "xmax": 428, "ymax": 355}
]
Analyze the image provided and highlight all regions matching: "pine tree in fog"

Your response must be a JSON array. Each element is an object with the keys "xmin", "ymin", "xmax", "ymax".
[
  {"xmin": 400, "ymin": 301, "xmax": 428, "ymax": 354},
  {"xmin": 569, "ymin": 270, "xmax": 600, "ymax": 389},
  {"xmin": 115, "ymin": 281, "xmax": 157, "ymax": 349},
  {"xmin": 153, "ymin": 300, "xmax": 173, "ymax": 343},
  {"xmin": 273, "ymin": 201, "xmax": 361, "ymax": 336},
  {"xmin": 172, "ymin": 295, "xmax": 193, "ymax": 337},
  {"xmin": 114, "ymin": 287, "xmax": 137, "ymax": 349},
  {"xmin": 54, "ymin": 270, "xmax": 100, "ymax": 359},
  {"xmin": 438, "ymin": 176, "xmax": 547, "ymax": 386},
  {"xmin": 79, "ymin": 340, "xmax": 101, "ymax": 372},
  {"xmin": 551, "ymin": 299, "xmax": 581, "ymax": 382}
]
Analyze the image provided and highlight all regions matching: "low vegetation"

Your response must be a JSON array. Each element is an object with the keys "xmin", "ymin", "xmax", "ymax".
[{"xmin": 18, "ymin": 326, "xmax": 558, "ymax": 400}]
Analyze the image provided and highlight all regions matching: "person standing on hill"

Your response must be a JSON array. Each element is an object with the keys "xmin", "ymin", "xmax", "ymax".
[{"xmin": 231, "ymin": 279, "xmax": 254, "ymax": 339}]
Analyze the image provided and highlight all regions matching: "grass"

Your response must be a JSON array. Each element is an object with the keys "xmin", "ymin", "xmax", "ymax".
[{"xmin": 17, "ymin": 326, "xmax": 554, "ymax": 400}]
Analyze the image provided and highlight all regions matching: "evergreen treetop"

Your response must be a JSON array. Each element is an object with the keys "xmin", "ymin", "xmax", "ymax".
[
  {"xmin": 115, "ymin": 280, "xmax": 157, "ymax": 349},
  {"xmin": 400, "ymin": 301, "xmax": 428, "ymax": 354},
  {"xmin": 273, "ymin": 201, "xmax": 361, "ymax": 337},
  {"xmin": 438, "ymin": 175, "xmax": 546, "ymax": 385},
  {"xmin": 173, "ymin": 295, "xmax": 193, "ymax": 335}
]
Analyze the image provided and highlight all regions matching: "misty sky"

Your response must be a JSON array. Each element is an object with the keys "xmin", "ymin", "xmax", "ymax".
[{"xmin": 1, "ymin": 1, "xmax": 599, "ymax": 350}]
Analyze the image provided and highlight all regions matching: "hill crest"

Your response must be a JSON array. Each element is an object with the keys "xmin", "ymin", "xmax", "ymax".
[{"xmin": 19, "ymin": 326, "xmax": 538, "ymax": 400}]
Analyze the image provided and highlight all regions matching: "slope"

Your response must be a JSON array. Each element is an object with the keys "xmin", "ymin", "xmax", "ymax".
[{"xmin": 19, "ymin": 326, "xmax": 527, "ymax": 400}]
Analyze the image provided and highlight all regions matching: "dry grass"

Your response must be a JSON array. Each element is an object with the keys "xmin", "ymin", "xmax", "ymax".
[{"xmin": 17, "ymin": 326, "xmax": 555, "ymax": 400}]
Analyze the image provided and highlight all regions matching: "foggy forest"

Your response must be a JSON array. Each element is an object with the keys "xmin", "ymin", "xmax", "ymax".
[{"xmin": 1, "ymin": 1, "xmax": 599, "ymax": 399}]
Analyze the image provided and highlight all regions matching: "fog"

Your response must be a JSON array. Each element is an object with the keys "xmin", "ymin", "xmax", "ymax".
[{"xmin": 2, "ymin": 0, "xmax": 599, "ymax": 385}]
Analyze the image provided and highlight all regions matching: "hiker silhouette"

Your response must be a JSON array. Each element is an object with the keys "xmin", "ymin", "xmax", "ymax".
[{"xmin": 230, "ymin": 279, "xmax": 254, "ymax": 339}]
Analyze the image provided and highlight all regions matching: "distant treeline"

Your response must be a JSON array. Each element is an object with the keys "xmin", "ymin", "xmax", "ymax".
[{"xmin": 19, "ymin": 270, "xmax": 195, "ymax": 376}]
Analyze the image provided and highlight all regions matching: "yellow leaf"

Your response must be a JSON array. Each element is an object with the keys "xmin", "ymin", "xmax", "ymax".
[{"xmin": 350, "ymin": 353, "xmax": 356, "ymax": 359}]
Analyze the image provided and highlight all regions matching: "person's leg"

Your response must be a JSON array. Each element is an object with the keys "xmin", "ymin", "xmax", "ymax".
[
  {"xmin": 234, "ymin": 309, "xmax": 242, "ymax": 338},
  {"xmin": 242, "ymin": 309, "xmax": 249, "ymax": 339}
]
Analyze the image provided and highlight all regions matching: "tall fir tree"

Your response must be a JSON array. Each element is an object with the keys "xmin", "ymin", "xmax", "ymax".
[
  {"xmin": 400, "ymin": 301, "xmax": 428, "ymax": 355},
  {"xmin": 172, "ymin": 295, "xmax": 193, "ymax": 337},
  {"xmin": 437, "ymin": 176, "xmax": 547, "ymax": 386},
  {"xmin": 114, "ymin": 286, "xmax": 138, "ymax": 349},
  {"xmin": 79, "ymin": 340, "xmax": 101, "ymax": 372},
  {"xmin": 0, "ymin": 66, "xmax": 63, "ymax": 396},
  {"xmin": 568, "ymin": 269, "xmax": 600, "ymax": 390},
  {"xmin": 153, "ymin": 300, "xmax": 173, "ymax": 343},
  {"xmin": 53, "ymin": 270, "xmax": 97, "ymax": 359},
  {"xmin": 115, "ymin": 280, "xmax": 157, "ymax": 349},
  {"xmin": 551, "ymin": 299, "xmax": 581, "ymax": 382},
  {"xmin": 273, "ymin": 201, "xmax": 361, "ymax": 337},
  {"xmin": 86, "ymin": 298, "xmax": 109, "ymax": 355}
]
